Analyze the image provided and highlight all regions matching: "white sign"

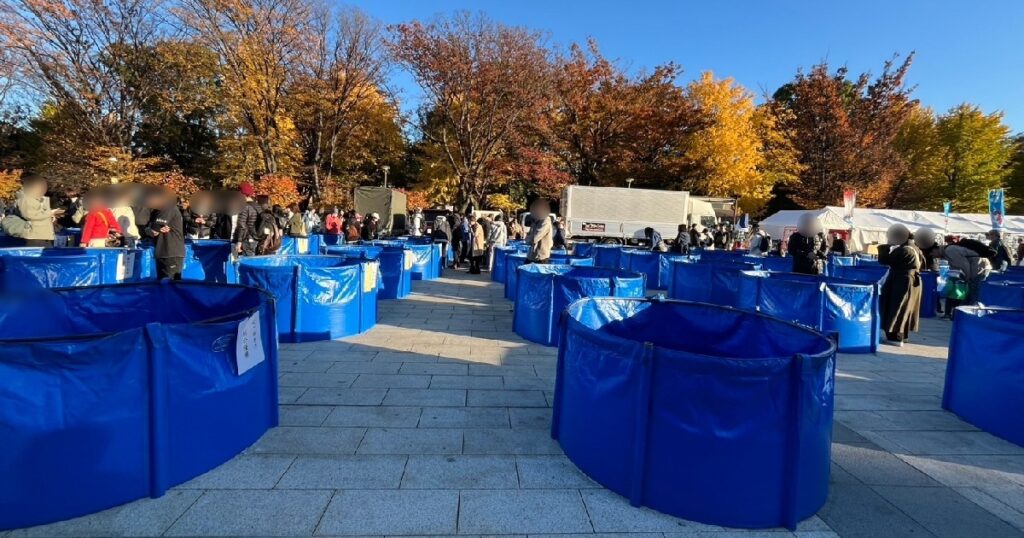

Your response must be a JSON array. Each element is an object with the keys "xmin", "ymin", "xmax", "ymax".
[
  {"xmin": 116, "ymin": 251, "xmax": 135, "ymax": 281},
  {"xmin": 235, "ymin": 312, "xmax": 265, "ymax": 375}
]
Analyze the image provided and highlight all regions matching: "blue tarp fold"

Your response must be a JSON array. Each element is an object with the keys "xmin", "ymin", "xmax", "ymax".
[
  {"xmin": 325, "ymin": 245, "xmax": 411, "ymax": 300},
  {"xmin": 513, "ymin": 265, "xmax": 646, "ymax": 346},
  {"xmin": 0, "ymin": 282, "xmax": 279, "ymax": 531},
  {"xmin": 667, "ymin": 260, "xmax": 761, "ymax": 307},
  {"xmin": 552, "ymin": 297, "xmax": 836, "ymax": 529},
  {"xmin": 237, "ymin": 256, "xmax": 378, "ymax": 342},
  {"xmin": 979, "ymin": 281, "xmax": 1024, "ymax": 309},
  {"xmin": 504, "ymin": 253, "xmax": 595, "ymax": 300}
]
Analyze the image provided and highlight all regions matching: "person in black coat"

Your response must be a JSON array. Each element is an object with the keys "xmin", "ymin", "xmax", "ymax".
[
  {"xmin": 145, "ymin": 190, "xmax": 185, "ymax": 280},
  {"xmin": 878, "ymin": 224, "xmax": 924, "ymax": 345},
  {"xmin": 232, "ymin": 183, "xmax": 260, "ymax": 256},
  {"xmin": 829, "ymin": 234, "xmax": 849, "ymax": 256},
  {"xmin": 788, "ymin": 213, "xmax": 826, "ymax": 275}
]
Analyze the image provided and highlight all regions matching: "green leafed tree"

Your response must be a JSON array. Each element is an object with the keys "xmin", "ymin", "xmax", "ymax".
[{"xmin": 934, "ymin": 104, "xmax": 1015, "ymax": 212}]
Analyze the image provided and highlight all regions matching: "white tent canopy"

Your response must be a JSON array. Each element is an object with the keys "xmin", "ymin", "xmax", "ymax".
[{"xmin": 759, "ymin": 206, "xmax": 1024, "ymax": 253}]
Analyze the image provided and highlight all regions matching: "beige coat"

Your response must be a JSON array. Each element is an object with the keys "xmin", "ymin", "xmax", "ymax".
[
  {"xmin": 471, "ymin": 223, "xmax": 487, "ymax": 256},
  {"xmin": 15, "ymin": 190, "xmax": 55, "ymax": 241},
  {"xmin": 526, "ymin": 217, "xmax": 553, "ymax": 261}
]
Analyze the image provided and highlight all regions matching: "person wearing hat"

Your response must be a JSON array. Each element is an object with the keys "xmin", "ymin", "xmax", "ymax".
[
  {"xmin": 232, "ymin": 182, "xmax": 260, "ymax": 256},
  {"xmin": 877, "ymin": 224, "xmax": 925, "ymax": 346},
  {"xmin": 987, "ymin": 229, "xmax": 1013, "ymax": 272},
  {"xmin": 787, "ymin": 213, "xmax": 826, "ymax": 275}
]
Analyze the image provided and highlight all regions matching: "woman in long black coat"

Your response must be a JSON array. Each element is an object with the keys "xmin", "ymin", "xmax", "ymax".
[{"xmin": 878, "ymin": 224, "xmax": 925, "ymax": 346}]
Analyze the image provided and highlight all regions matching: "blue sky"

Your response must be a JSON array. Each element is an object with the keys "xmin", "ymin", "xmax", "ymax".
[{"xmin": 349, "ymin": 0, "xmax": 1024, "ymax": 132}]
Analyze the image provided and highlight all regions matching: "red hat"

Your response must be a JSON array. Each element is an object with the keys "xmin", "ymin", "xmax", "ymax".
[{"xmin": 239, "ymin": 182, "xmax": 255, "ymax": 196}]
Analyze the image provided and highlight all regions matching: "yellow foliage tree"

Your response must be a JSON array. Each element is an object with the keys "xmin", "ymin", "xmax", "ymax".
[
  {"xmin": 0, "ymin": 169, "xmax": 22, "ymax": 202},
  {"xmin": 137, "ymin": 171, "xmax": 201, "ymax": 198},
  {"xmin": 254, "ymin": 174, "xmax": 303, "ymax": 208},
  {"xmin": 683, "ymin": 72, "xmax": 780, "ymax": 214},
  {"xmin": 401, "ymin": 189, "xmax": 432, "ymax": 211},
  {"xmin": 486, "ymin": 193, "xmax": 520, "ymax": 217}
]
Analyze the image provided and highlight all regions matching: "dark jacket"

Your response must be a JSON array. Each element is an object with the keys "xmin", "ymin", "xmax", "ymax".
[
  {"xmin": 788, "ymin": 232, "xmax": 825, "ymax": 275},
  {"xmin": 878, "ymin": 243, "xmax": 924, "ymax": 336},
  {"xmin": 360, "ymin": 219, "xmax": 377, "ymax": 241},
  {"xmin": 147, "ymin": 203, "xmax": 185, "ymax": 259},
  {"xmin": 829, "ymin": 238, "xmax": 849, "ymax": 256},
  {"xmin": 232, "ymin": 201, "xmax": 260, "ymax": 243}
]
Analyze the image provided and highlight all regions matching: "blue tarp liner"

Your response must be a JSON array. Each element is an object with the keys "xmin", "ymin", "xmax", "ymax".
[
  {"xmin": 572, "ymin": 242, "xmax": 595, "ymax": 257},
  {"xmin": 591, "ymin": 245, "xmax": 648, "ymax": 269},
  {"xmin": 513, "ymin": 266, "xmax": 646, "ymax": 346},
  {"xmin": 755, "ymin": 256, "xmax": 798, "ymax": 273},
  {"xmin": 370, "ymin": 240, "xmax": 440, "ymax": 280},
  {"xmin": 657, "ymin": 254, "xmax": 690, "ymax": 290},
  {"xmin": 504, "ymin": 253, "xmax": 595, "ymax": 300},
  {"xmin": 737, "ymin": 272, "xmax": 881, "ymax": 353},
  {"xmin": 325, "ymin": 245, "xmax": 411, "ymax": 300},
  {"xmin": 943, "ymin": 307, "xmax": 1024, "ymax": 447},
  {"xmin": 552, "ymin": 297, "xmax": 836, "ymax": 529},
  {"xmin": 979, "ymin": 281, "xmax": 1024, "ymax": 309},
  {"xmin": 279, "ymin": 235, "xmax": 320, "ymax": 255},
  {"xmin": 137, "ymin": 242, "xmax": 206, "ymax": 281},
  {"xmin": 0, "ymin": 281, "xmax": 279, "ymax": 531},
  {"xmin": 237, "ymin": 256, "xmax": 379, "ymax": 342},
  {"xmin": 492, "ymin": 244, "xmax": 530, "ymax": 283},
  {"xmin": 0, "ymin": 247, "xmax": 150, "ymax": 291},
  {"xmin": 667, "ymin": 260, "xmax": 761, "ymax": 308},
  {"xmin": 190, "ymin": 240, "xmax": 235, "ymax": 283},
  {"xmin": 828, "ymin": 263, "xmax": 889, "ymax": 285},
  {"xmin": 617, "ymin": 250, "xmax": 660, "ymax": 289},
  {"xmin": 920, "ymin": 271, "xmax": 940, "ymax": 319}
]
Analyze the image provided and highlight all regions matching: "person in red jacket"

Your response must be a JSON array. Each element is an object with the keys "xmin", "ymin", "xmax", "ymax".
[
  {"xmin": 80, "ymin": 195, "xmax": 122, "ymax": 247},
  {"xmin": 324, "ymin": 209, "xmax": 343, "ymax": 235}
]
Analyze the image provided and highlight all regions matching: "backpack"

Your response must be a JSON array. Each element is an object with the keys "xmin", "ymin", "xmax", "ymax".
[
  {"xmin": 957, "ymin": 238, "xmax": 996, "ymax": 259},
  {"xmin": 256, "ymin": 210, "xmax": 282, "ymax": 255},
  {"xmin": 759, "ymin": 234, "xmax": 772, "ymax": 253},
  {"xmin": 1, "ymin": 213, "xmax": 28, "ymax": 238}
]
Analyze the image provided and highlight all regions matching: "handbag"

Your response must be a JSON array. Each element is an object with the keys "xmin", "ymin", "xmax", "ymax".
[{"xmin": 943, "ymin": 279, "xmax": 969, "ymax": 300}]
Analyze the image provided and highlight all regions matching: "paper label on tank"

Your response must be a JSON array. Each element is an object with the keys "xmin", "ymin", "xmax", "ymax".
[
  {"xmin": 235, "ymin": 312, "xmax": 265, "ymax": 375},
  {"xmin": 363, "ymin": 262, "xmax": 378, "ymax": 292},
  {"xmin": 116, "ymin": 252, "xmax": 135, "ymax": 281},
  {"xmin": 404, "ymin": 250, "xmax": 414, "ymax": 270}
]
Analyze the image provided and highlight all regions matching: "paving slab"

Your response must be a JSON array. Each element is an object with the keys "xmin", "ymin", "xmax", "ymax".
[
  {"xmin": 400, "ymin": 455, "xmax": 518, "ymax": 489},
  {"xmin": 175, "ymin": 454, "xmax": 295, "ymax": 489},
  {"xmin": 457, "ymin": 489, "xmax": 593, "ymax": 534},
  {"xmin": 872, "ymin": 485, "xmax": 1022, "ymax": 537},
  {"xmin": 324, "ymin": 405, "xmax": 422, "ymax": 428},
  {"xmin": 7, "ymin": 490, "xmax": 201, "ymax": 537},
  {"xmin": 276, "ymin": 455, "xmax": 407, "ymax": 489},
  {"xmin": 418, "ymin": 406, "xmax": 510, "ymax": 428},
  {"xmin": 252, "ymin": 426, "xmax": 366, "ymax": 455},
  {"xmin": 357, "ymin": 428, "xmax": 463, "ymax": 455},
  {"xmin": 316, "ymin": 490, "xmax": 458, "ymax": 536},
  {"xmin": 166, "ymin": 489, "xmax": 332, "ymax": 536}
]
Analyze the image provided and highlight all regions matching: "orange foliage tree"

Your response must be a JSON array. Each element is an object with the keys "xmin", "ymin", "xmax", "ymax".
[
  {"xmin": 401, "ymin": 189, "xmax": 431, "ymax": 211},
  {"xmin": 0, "ymin": 168, "xmax": 22, "ymax": 202},
  {"xmin": 138, "ymin": 171, "xmax": 201, "ymax": 198},
  {"xmin": 255, "ymin": 174, "xmax": 303, "ymax": 208}
]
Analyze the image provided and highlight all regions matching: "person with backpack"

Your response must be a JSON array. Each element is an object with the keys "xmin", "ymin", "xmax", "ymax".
[
  {"xmin": 79, "ymin": 195, "xmax": 123, "ymax": 247},
  {"xmin": 747, "ymin": 223, "xmax": 770, "ymax": 256},
  {"xmin": 145, "ymin": 189, "xmax": 185, "ymax": 280},
  {"xmin": 254, "ymin": 195, "xmax": 282, "ymax": 255},
  {"xmin": 360, "ymin": 213, "xmax": 379, "ymax": 241},
  {"xmin": 232, "ymin": 182, "xmax": 260, "ymax": 256}
]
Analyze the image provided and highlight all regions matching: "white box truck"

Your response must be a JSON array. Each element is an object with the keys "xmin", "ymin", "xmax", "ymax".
[{"xmin": 559, "ymin": 185, "xmax": 716, "ymax": 244}]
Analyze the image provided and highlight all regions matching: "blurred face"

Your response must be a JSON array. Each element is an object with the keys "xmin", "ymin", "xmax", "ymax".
[{"xmin": 530, "ymin": 200, "xmax": 549, "ymax": 219}]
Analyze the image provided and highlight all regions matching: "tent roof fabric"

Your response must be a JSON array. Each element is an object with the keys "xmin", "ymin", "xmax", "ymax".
[{"xmin": 761, "ymin": 206, "xmax": 1024, "ymax": 237}]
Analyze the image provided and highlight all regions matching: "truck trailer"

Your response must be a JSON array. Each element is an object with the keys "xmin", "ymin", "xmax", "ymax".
[{"xmin": 559, "ymin": 185, "xmax": 715, "ymax": 245}]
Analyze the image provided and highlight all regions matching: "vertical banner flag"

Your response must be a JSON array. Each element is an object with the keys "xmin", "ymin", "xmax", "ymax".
[
  {"xmin": 943, "ymin": 201, "xmax": 952, "ymax": 216},
  {"xmin": 989, "ymin": 189, "xmax": 1005, "ymax": 230},
  {"xmin": 842, "ymin": 190, "xmax": 857, "ymax": 220}
]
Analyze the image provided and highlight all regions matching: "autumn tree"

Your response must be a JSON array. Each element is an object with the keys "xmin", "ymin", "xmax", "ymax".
[
  {"xmin": 177, "ymin": 0, "xmax": 313, "ymax": 177},
  {"xmin": 254, "ymin": 174, "xmax": 302, "ymax": 208},
  {"xmin": 889, "ymin": 105, "xmax": 946, "ymax": 209},
  {"xmin": 681, "ymin": 72, "xmax": 783, "ymax": 213},
  {"xmin": 289, "ymin": 6, "xmax": 400, "ymax": 200},
  {"xmin": 933, "ymin": 104, "xmax": 1015, "ymax": 212},
  {"xmin": 773, "ymin": 55, "xmax": 917, "ymax": 208},
  {"xmin": 1008, "ymin": 134, "xmax": 1024, "ymax": 214},
  {"xmin": 0, "ymin": 168, "xmax": 21, "ymax": 202},
  {"xmin": 391, "ymin": 12, "xmax": 554, "ymax": 209}
]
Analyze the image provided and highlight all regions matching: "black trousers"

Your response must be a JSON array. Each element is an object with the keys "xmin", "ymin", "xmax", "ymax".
[
  {"xmin": 23, "ymin": 239, "xmax": 53, "ymax": 247},
  {"xmin": 469, "ymin": 255, "xmax": 482, "ymax": 274},
  {"xmin": 157, "ymin": 257, "xmax": 184, "ymax": 280}
]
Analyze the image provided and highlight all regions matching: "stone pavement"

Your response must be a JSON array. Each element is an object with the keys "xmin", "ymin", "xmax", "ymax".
[{"xmin": 7, "ymin": 271, "xmax": 1024, "ymax": 537}]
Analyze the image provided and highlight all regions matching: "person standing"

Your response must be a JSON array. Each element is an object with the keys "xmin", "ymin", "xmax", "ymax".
[
  {"xmin": 469, "ymin": 216, "xmax": 486, "ymax": 274},
  {"xmin": 987, "ymin": 230, "xmax": 1013, "ymax": 272},
  {"xmin": 14, "ymin": 175, "xmax": 60, "ymax": 247},
  {"xmin": 360, "ymin": 213, "xmax": 379, "ymax": 241},
  {"xmin": 254, "ymin": 195, "xmax": 282, "ymax": 255},
  {"xmin": 145, "ymin": 190, "xmax": 185, "ymax": 280},
  {"xmin": 788, "ymin": 213, "xmax": 826, "ymax": 275},
  {"xmin": 232, "ymin": 182, "xmax": 260, "ymax": 257},
  {"xmin": 112, "ymin": 192, "xmax": 139, "ymax": 244},
  {"xmin": 59, "ymin": 188, "xmax": 86, "ymax": 229},
  {"xmin": 829, "ymin": 233, "xmax": 850, "ymax": 256},
  {"xmin": 486, "ymin": 213, "xmax": 508, "ymax": 270},
  {"xmin": 877, "ymin": 224, "xmax": 924, "ymax": 346},
  {"xmin": 1016, "ymin": 239, "xmax": 1024, "ymax": 267},
  {"xmin": 748, "ymin": 223, "xmax": 769, "ymax": 256},
  {"xmin": 324, "ymin": 209, "xmax": 343, "ymax": 236},
  {"xmin": 410, "ymin": 208, "xmax": 424, "ymax": 237},
  {"xmin": 287, "ymin": 204, "xmax": 306, "ymax": 237},
  {"xmin": 459, "ymin": 212, "xmax": 472, "ymax": 264},
  {"xmin": 525, "ymin": 199, "xmax": 553, "ymax": 263},
  {"xmin": 79, "ymin": 196, "xmax": 122, "ymax": 247},
  {"xmin": 303, "ymin": 206, "xmax": 321, "ymax": 235}
]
